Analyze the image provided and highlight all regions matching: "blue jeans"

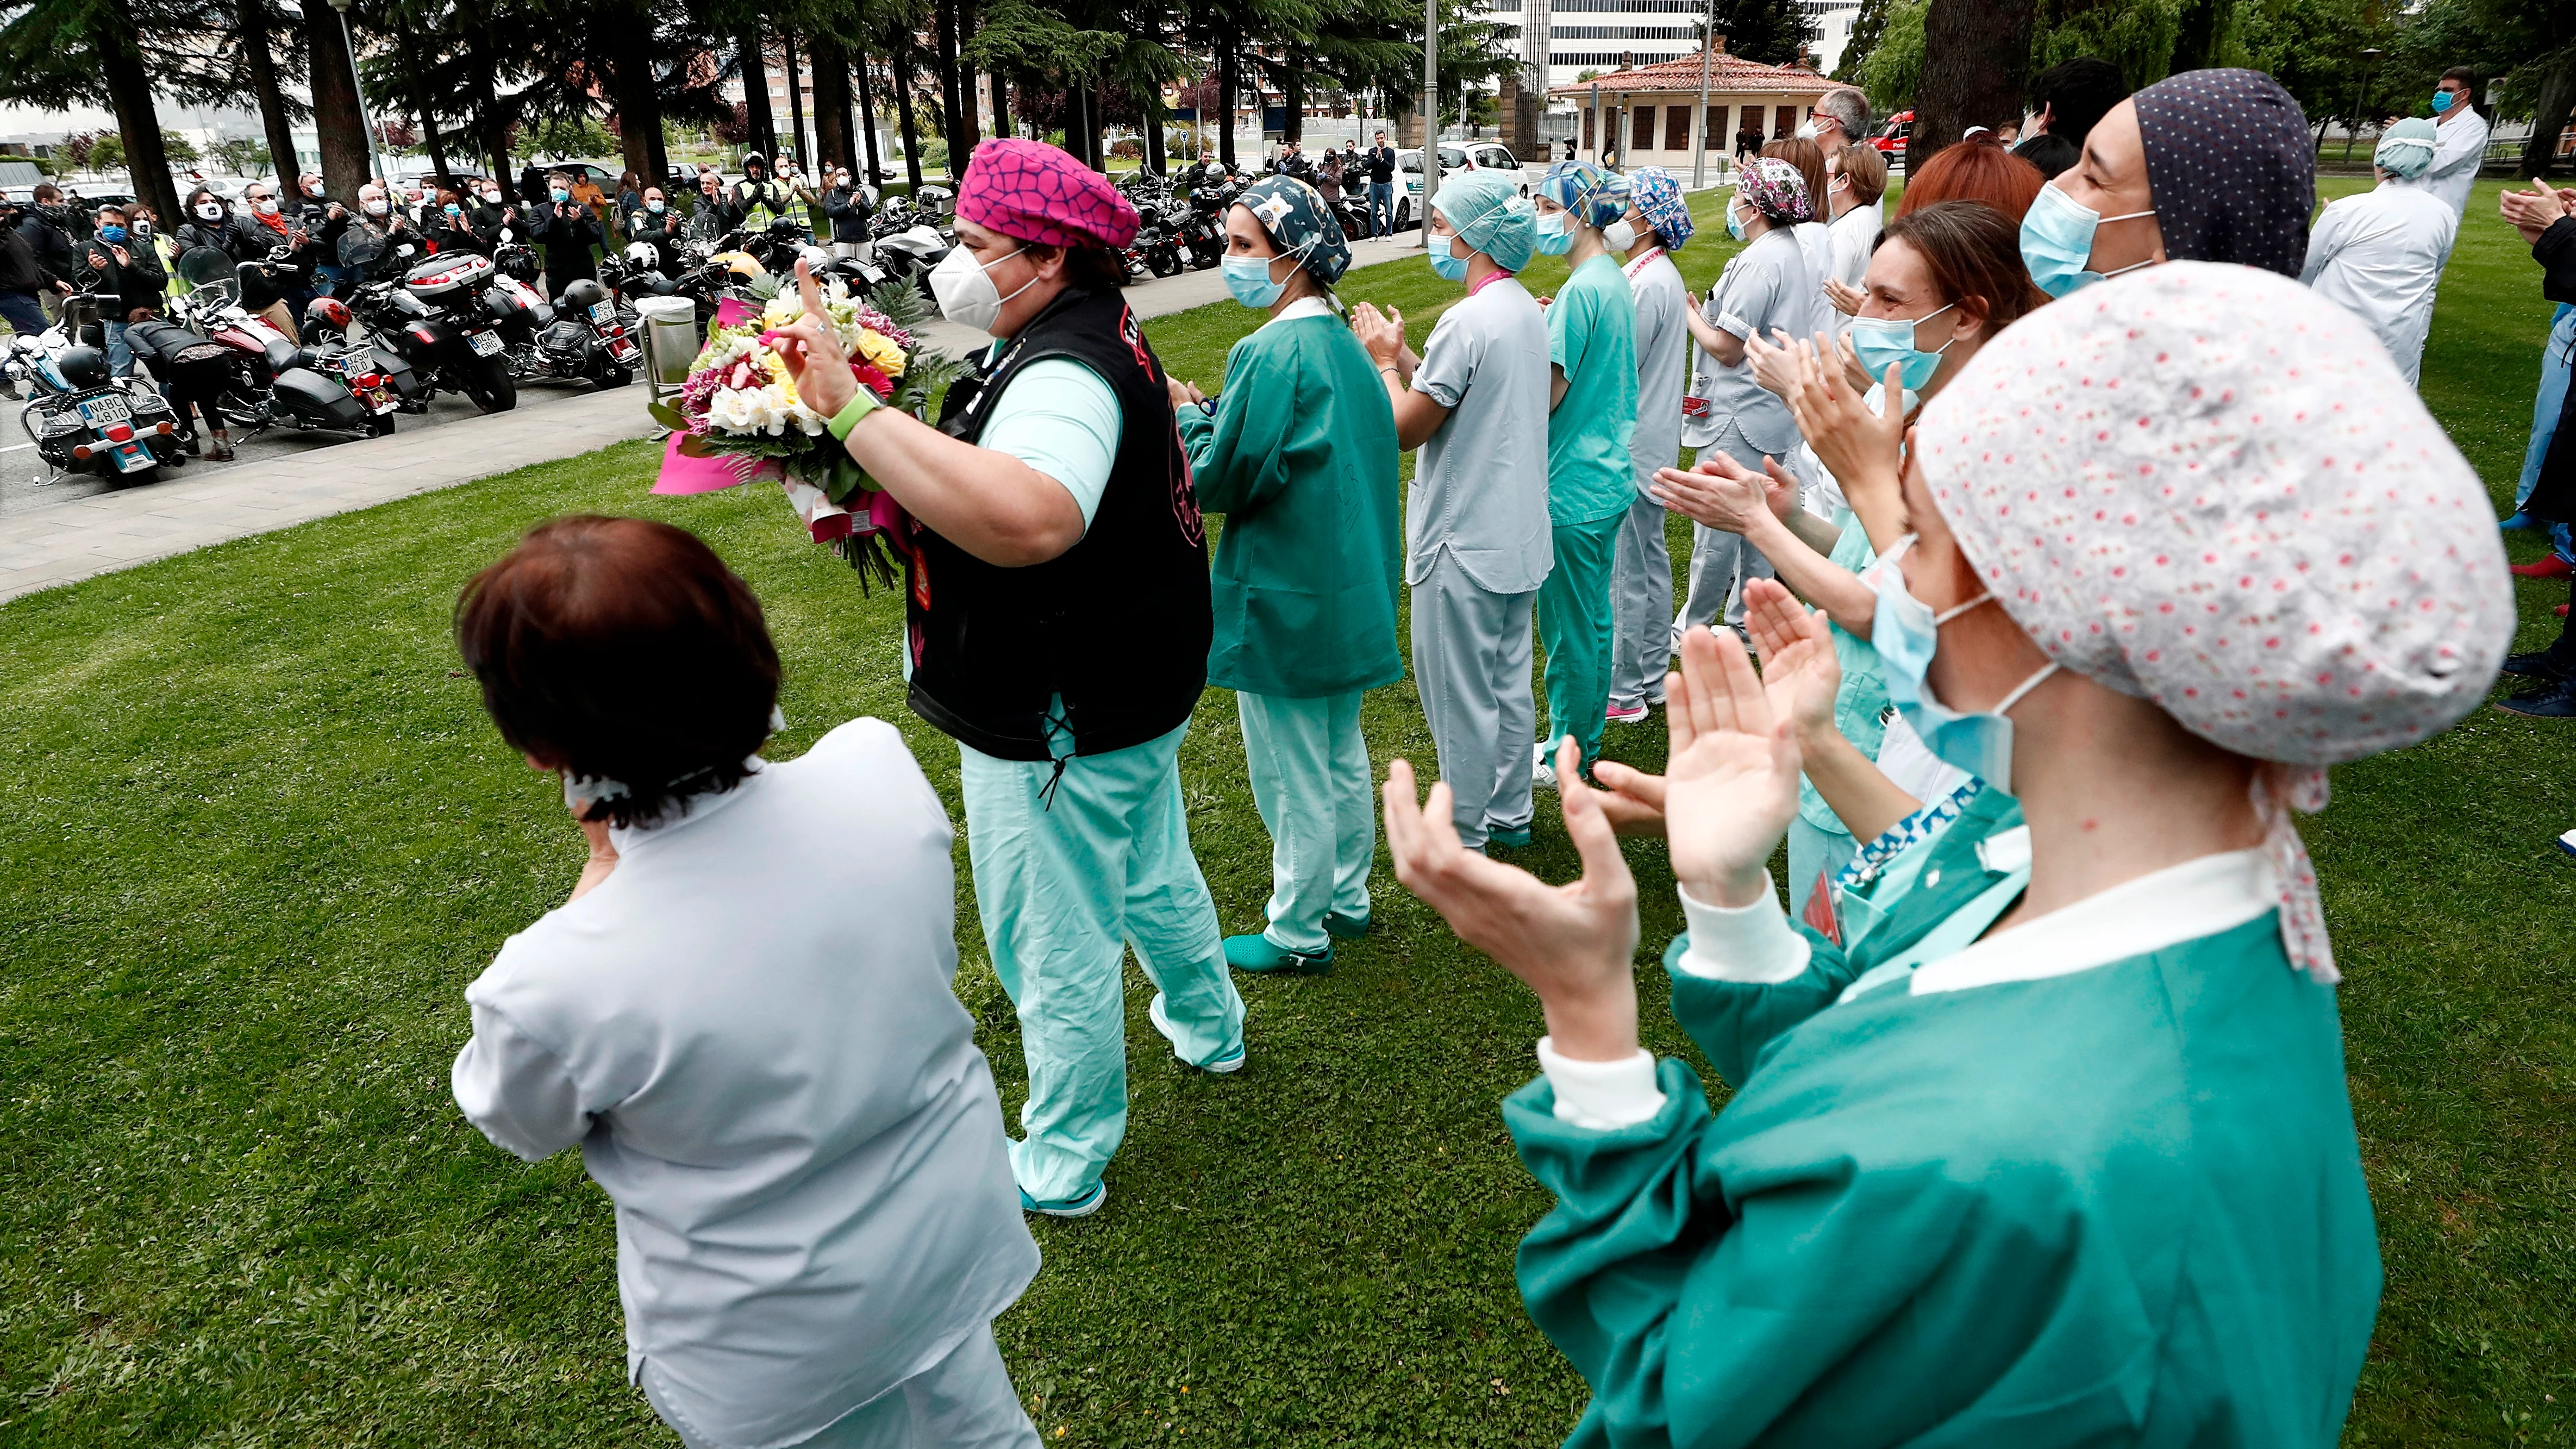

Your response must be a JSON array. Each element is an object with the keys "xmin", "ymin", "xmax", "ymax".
[
  {"xmin": 0, "ymin": 290, "xmax": 45, "ymax": 336},
  {"xmin": 105, "ymin": 321, "xmax": 133, "ymax": 377},
  {"xmin": 1368, "ymin": 180, "xmax": 1395, "ymax": 237},
  {"xmin": 2516, "ymin": 304, "xmax": 2575, "ymax": 562}
]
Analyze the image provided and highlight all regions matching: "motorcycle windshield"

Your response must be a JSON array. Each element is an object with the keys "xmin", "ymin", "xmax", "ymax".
[{"xmin": 176, "ymin": 245, "xmax": 239, "ymax": 291}]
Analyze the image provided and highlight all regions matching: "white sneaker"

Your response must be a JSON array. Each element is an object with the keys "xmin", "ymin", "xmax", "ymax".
[{"xmin": 1532, "ymin": 740, "xmax": 1558, "ymax": 791}]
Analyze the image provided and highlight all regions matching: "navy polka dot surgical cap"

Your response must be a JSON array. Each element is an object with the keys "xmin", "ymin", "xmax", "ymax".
[{"xmin": 2134, "ymin": 67, "xmax": 2316, "ymax": 279}]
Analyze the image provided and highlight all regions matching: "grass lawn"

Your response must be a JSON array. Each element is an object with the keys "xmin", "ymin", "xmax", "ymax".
[{"xmin": 3, "ymin": 180, "xmax": 2572, "ymax": 1447}]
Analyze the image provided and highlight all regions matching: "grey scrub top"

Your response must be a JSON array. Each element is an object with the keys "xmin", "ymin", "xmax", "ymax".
[
  {"xmin": 1408, "ymin": 273, "xmax": 1554, "ymax": 595},
  {"xmin": 1683, "ymin": 227, "xmax": 1806, "ymax": 457},
  {"xmin": 1627, "ymin": 249, "xmax": 1692, "ymax": 490}
]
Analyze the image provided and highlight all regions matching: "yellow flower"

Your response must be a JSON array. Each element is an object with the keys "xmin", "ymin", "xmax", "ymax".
[
  {"xmin": 763, "ymin": 350, "xmax": 801, "ymax": 408},
  {"xmin": 855, "ymin": 329, "xmax": 906, "ymax": 380}
]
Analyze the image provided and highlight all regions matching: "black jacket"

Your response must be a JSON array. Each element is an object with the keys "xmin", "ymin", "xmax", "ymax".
[
  {"xmin": 822, "ymin": 185, "xmax": 872, "ymax": 242},
  {"xmin": 15, "ymin": 210, "xmax": 75, "ymax": 279},
  {"xmin": 0, "ymin": 224, "xmax": 58, "ymax": 295},
  {"xmin": 529, "ymin": 202, "xmax": 602, "ymax": 278},
  {"xmin": 626, "ymin": 207, "xmax": 684, "ymax": 267},
  {"xmin": 79, "ymin": 237, "xmax": 166, "ymax": 318},
  {"xmin": 422, "ymin": 211, "xmax": 484, "ymax": 258},
  {"xmin": 1365, "ymin": 146, "xmax": 1396, "ymax": 184},
  {"xmin": 172, "ymin": 212, "xmax": 274, "ymax": 263}
]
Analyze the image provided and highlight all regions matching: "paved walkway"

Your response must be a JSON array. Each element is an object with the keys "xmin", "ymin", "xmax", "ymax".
[{"xmin": 0, "ymin": 231, "xmax": 1436, "ymax": 605}]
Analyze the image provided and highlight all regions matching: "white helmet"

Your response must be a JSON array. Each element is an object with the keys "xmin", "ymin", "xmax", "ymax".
[
  {"xmin": 624, "ymin": 241, "xmax": 659, "ymax": 268},
  {"xmin": 798, "ymin": 243, "xmax": 835, "ymax": 274}
]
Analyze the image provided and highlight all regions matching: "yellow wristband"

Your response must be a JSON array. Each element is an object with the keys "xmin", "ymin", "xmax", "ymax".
[{"xmin": 827, "ymin": 390, "xmax": 879, "ymax": 441}]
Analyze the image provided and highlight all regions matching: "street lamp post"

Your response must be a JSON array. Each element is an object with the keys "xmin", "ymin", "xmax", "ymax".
[
  {"xmin": 2342, "ymin": 47, "xmax": 2382, "ymax": 164},
  {"xmin": 1689, "ymin": 0, "xmax": 1716, "ymax": 188},
  {"xmin": 329, "ymin": 0, "xmax": 391, "ymax": 189},
  {"xmin": 1418, "ymin": 0, "xmax": 1437, "ymax": 246}
]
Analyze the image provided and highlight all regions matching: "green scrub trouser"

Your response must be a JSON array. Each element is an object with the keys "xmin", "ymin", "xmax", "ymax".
[
  {"xmin": 1237, "ymin": 690, "xmax": 1374, "ymax": 954},
  {"xmin": 1537, "ymin": 509, "xmax": 1624, "ymax": 769},
  {"xmin": 960, "ymin": 721, "xmax": 1246, "ymax": 1205}
]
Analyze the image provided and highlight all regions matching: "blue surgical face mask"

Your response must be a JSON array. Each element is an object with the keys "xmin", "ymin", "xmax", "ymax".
[
  {"xmin": 1725, "ymin": 198, "xmax": 1748, "ymax": 242},
  {"xmin": 1429, "ymin": 229, "xmax": 1469, "ymax": 282},
  {"xmin": 2018, "ymin": 181, "xmax": 2157, "ymax": 299},
  {"xmin": 1848, "ymin": 301, "xmax": 1957, "ymax": 391},
  {"xmin": 2430, "ymin": 89, "xmax": 2455, "ymax": 114},
  {"xmin": 551, "ymin": 187, "xmax": 570, "ymax": 203},
  {"xmin": 443, "ymin": 202, "xmax": 461, "ymax": 216},
  {"xmin": 1867, "ymin": 534, "xmax": 2059, "ymax": 794},
  {"xmin": 1532, "ymin": 210, "xmax": 1574, "ymax": 255},
  {"xmin": 647, "ymin": 199, "xmax": 666, "ymax": 213},
  {"xmin": 1222, "ymin": 252, "xmax": 1289, "ymax": 308},
  {"xmin": 97, "ymin": 224, "xmax": 127, "ymax": 244}
]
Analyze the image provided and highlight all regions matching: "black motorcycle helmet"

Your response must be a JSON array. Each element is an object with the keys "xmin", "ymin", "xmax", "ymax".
[
  {"xmin": 499, "ymin": 247, "xmax": 540, "ymax": 284},
  {"xmin": 56, "ymin": 344, "xmax": 110, "ymax": 389},
  {"xmin": 560, "ymin": 277, "xmax": 606, "ymax": 311}
]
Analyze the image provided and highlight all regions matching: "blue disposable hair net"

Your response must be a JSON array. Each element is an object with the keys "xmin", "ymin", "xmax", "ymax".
[{"xmin": 2374, "ymin": 117, "xmax": 2438, "ymax": 180}]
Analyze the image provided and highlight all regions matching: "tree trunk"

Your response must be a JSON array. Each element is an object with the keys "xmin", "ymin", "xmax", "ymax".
[
  {"xmin": 465, "ymin": 22, "xmax": 515, "ymax": 200},
  {"xmin": 893, "ymin": 33, "xmax": 926, "ymax": 190},
  {"xmin": 785, "ymin": 33, "xmax": 806, "ymax": 168},
  {"xmin": 1283, "ymin": 54, "xmax": 1304, "ymax": 143},
  {"xmin": 1217, "ymin": 40, "xmax": 1237, "ymax": 167},
  {"xmin": 303, "ymin": 0, "xmax": 371, "ymax": 201},
  {"xmin": 395, "ymin": 20, "xmax": 453, "ymax": 187},
  {"xmin": 990, "ymin": 70, "xmax": 1009, "ymax": 143},
  {"xmin": 809, "ymin": 34, "xmax": 855, "ymax": 174},
  {"xmin": 1910, "ymin": 0, "xmax": 2035, "ymax": 161},
  {"xmin": 2524, "ymin": 47, "xmax": 2576, "ymax": 179},
  {"xmin": 855, "ymin": 50, "xmax": 884, "ymax": 181},
  {"xmin": 237, "ymin": 0, "xmax": 302, "ymax": 189},
  {"xmin": 605, "ymin": 0, "xmax": 666, "ymax": 189},
  {"xmin": 933, "ymin": 0, "xmax": 966, "ymax": 176},
  {"xmin": 955, "ymin": 0, "xmax": 983, "ymax": 152},
  {"xmin": 739, "ymin": 29, "xmax": 779, "ymax": 161},
  {"xmin": 2168, "ymin": 0, "xmax": 2230, "ymax": 73},
  {"xmin": 98, "ymin": 0, "xmax": 180, "ymax": 226}
]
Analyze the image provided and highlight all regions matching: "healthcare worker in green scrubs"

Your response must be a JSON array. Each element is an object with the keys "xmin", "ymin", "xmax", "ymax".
[
  {"xmin": 1529, "ymin": 161, "xmax": 1639, "ymax": 788},
  {"xmin": 1168, "ymin": 178, "xmax": 1403, "ymax": 973},
  {"xmin": 1381, "ymin": 265, "xmax": 2516, "ymax": 1446}
]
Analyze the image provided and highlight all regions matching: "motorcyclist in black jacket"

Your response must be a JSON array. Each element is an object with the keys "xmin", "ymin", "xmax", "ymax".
[
  {"xmin": 528, "ymin": 170, "xmax": 604, "ymax": 289},
  {"xmin": 821, "ymin": 167, "xmax": 873, "ymax": 256}
]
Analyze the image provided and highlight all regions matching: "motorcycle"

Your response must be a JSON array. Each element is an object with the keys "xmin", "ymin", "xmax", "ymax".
[
  {"xmin": 1177, "ymin": 172, "xmax": 1238, "ymax": 270},
  {"xmin": 861, "ymin": 199, "xmax": 954, "ymax": 298},
  {"xmin": 10, "ymin": 333, "xmax": 186, "ymax": 483},
  {"xmin": 297, "ymin": 297, "xmax": 410, "ymax": 436},
  {"xmin": 168, "ymin": 247, "xmax": 393, "ymax": 438},
  {"xmin": 344, "ymin": 244, "xmax": 518, "ymax": 413},
  {"xmin": 500, "ymin": 275, "xmax": 639, "ymax": 390}
]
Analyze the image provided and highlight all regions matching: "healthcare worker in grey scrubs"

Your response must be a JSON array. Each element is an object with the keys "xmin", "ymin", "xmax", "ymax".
[
  {"xmin": 1352, "ymin": 169, "xmax": 1550, "ymax": 851},
  {"xmin": 1606, "ymin": 166, "xmax": 1697, "ymax": 724}
]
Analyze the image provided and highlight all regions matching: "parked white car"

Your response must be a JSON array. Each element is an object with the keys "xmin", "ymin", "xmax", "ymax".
[{"xmin": 1392, "ymin": 142, "xmax": 1531, "ymax": 231}]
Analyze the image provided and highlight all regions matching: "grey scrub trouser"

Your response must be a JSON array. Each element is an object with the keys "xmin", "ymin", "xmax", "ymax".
[
  {"xmin": 1608, "ymin": 488, "xmax": 1673, "ymax": 709},
  {"xmin": 1672, "ymin": 420, "xmax": 1778, "ymax": 643},
  {"xmin": 645, "ymin": 1324, "xmax": 1040, "ymax": 1449},
  {"xmin": 1410, "ymin": 551, "xmax": 1537, "ymax": 850}
]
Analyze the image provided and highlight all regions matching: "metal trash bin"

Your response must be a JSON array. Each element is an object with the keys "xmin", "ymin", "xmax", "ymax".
[{"xmin": 635, "ymin": 296, "xmax": 702, "ymax": 405}]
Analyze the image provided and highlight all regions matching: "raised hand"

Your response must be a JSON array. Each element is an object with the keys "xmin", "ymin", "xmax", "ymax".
[
  {"xmin": 764, "ymin": 258, "xmax": 858, "ymax": 417},
  {"xmin": 1589, "ymin": 759, "xmax": 1668, "ymax": 838},
  {"xmin": 1662, "ymin": 622, "xmax": 1801, "ymax": 909},
  {"xmin": 1745, "ymin": 327, "xmax": 1803, "ymax": 401},
  {"xmin": 1788, "ymin": 333, "xmax": 1905, "ymax": 542},
  {"xmin": 1351, "ymin": 301, "xmax": 1405, "ymax": 367},
  {"xmin": 1650, "ymin": 450, "xmax": 1785, "ymax": 536},
  {"xmin": 1822, "ymin": 275, "xmax": 1866, "ymax": 316},
  {"xmin": 1384, "ymin": 738, "xmax": 1642, "ymax": 1061},
  {"xmin": 1742, "ymin": 578, "xmax": 1840, "ymax": 740}
]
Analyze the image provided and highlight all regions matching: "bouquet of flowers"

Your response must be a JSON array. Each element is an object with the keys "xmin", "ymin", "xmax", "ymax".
[{"xmin": 649, "ymin": 274, "xmax": 964, "ymax": 587}]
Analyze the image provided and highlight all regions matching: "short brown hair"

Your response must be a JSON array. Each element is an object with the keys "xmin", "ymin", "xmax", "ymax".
[
  {"xmin": 455, "ymin": 516, "xmax": 779, "ymax": 827},
  {"xmin": 1896, "ymin": 133, "xmax": 2044, "ymax": 223},
  {"xmin": 1875, "ymin": 200, "xmax": 2050, "ymax": 333},
  {"xmin": 1833, "ymin": 143, "xmax": 1888, "ymax": 207}
]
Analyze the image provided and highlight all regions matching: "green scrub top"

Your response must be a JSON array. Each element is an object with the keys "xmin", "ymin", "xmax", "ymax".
[
  {"xmin": 1506, "ymin": 796, "xmax": 2381, "ymax": 1447},
  {"xmin": 1178, "ymin": 308, "xmax": 1404, "ymax": 699},
  {"xmin": 1545, "ymin": 253, "xmax": 1639, "ymax": 526}
]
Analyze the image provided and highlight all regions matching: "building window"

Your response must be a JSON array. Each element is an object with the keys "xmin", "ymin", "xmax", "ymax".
[
  {"xmin": 1548, "ymin": 23, "xmax": 1704, "ymax": 38},
  {"xmin": 1707, "ymin": 104, "xmax": 1728, "ymax": 146},
  {"xmin": 1548, "ymin": 50, "xmax": 1692, "ymax": 66},
  {"xmin": 1776, "ymin": 104, "xmax": 1798, "ymax": 137},
  {"xmin": 1664, "ymin": 103, "xmax": 1689, "ymax": 149},
  {"xmin": 1633, "ymin": 105, "xmax": 1655, "ymax": 150},
  {"xmin": 1584, "ymin": 109, "xmax": 1595, "ymax": 150}
]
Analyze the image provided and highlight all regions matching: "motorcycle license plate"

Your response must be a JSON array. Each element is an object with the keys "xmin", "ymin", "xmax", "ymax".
[
  {"xmin": 77, "ymin": 394, "xmax": 130, "ymax": 427},
  {"xmin": 467, "ymin": 330, "xmax": 505, "ymax": 357},
  {"xmin": 590, "ymin": 302, "xmax": 616, "ymax": 324},
  {"xmin": 339, "ymin": 348, "xmax": 376, "ymax": 374}
]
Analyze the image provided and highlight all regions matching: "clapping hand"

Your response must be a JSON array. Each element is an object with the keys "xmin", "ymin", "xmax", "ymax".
[
  {"xmin": 1742, "ymin": 578, "xmax": 1841, "ymax": 745},
  {"xmin": 1165, "ymin": 375, "xmax": 1208, "ymax": 410},
  {"xmin": 1351, "ymin": 301, "xmax": 1407, "ymax": 371},
  {"xmin": 1384, "ymin": 738, "xmax": 1642, "ymax": 1061},
  {"xmin": 1822, "ymin": 276, "xmax": 1866, "ymax": 316},
  {"xmin": 1662, "ymin": 616, "xmax": 1803, "ymax": 909},
  {"xmin": 1745, "ymin": 327, "xmax": 1806, "ymax": 400},
  {"xmin": 2500, "ymin": 177, "xmax": 2573, "ymax": 245},
  {"xmin": 1786, "ymin": 331, "xmax": 1906, "ymax": 538},
  {"xmin": 1648, "ymin": 449, "xmax": 1795, "ymax": 536}
]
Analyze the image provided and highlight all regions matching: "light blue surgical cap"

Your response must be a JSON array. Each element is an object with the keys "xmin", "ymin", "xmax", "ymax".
[
  {"xmin": 2375, "ymin": 117, "xmax": 2438, "ymax": 180},
  {"xmin": 1431, "ymin": 169, "xmax": 1535, "ymax": 273}
]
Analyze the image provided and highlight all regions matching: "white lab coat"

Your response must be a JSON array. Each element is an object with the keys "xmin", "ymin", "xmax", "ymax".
[
  {"xmin": 2423, "ymin": 105, "xmax": 2489, "ymax": 223},
  {"xmin": 2301, "ymin": 178, "xmax": 2457, "ymax": 386},
  {"xmin": 452, "ymin": 719, "xmax": 1039, "ymax": 1449}
]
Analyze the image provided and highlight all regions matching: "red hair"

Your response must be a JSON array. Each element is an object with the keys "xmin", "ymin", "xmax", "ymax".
[{"xmin": 1897, "ymin": 134, "xmax": 2044, "ymax": 223}]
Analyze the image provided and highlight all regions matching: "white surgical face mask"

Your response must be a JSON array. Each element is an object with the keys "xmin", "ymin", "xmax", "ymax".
[
  {"xmin": 254, "ymin": 198, "xmax": 279, "ymax": 216},
  {"xmin": 364, "ymin": 198, "xmax": 389, "ymax": 216},
  {"xmin": 195, "ymin": 202, "xmax": 223, "ymax": 221},
  {"xmin": 929, "ymin": 242, "xmax": 1031, "ymax": 333},
  {"xmin": 1796, "ymin": 120, "xmax": 1821, "ymax": 141},
  {"xmin": 1603, "ymin": 218, "xmax": 1638, "ymax": 252}
]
